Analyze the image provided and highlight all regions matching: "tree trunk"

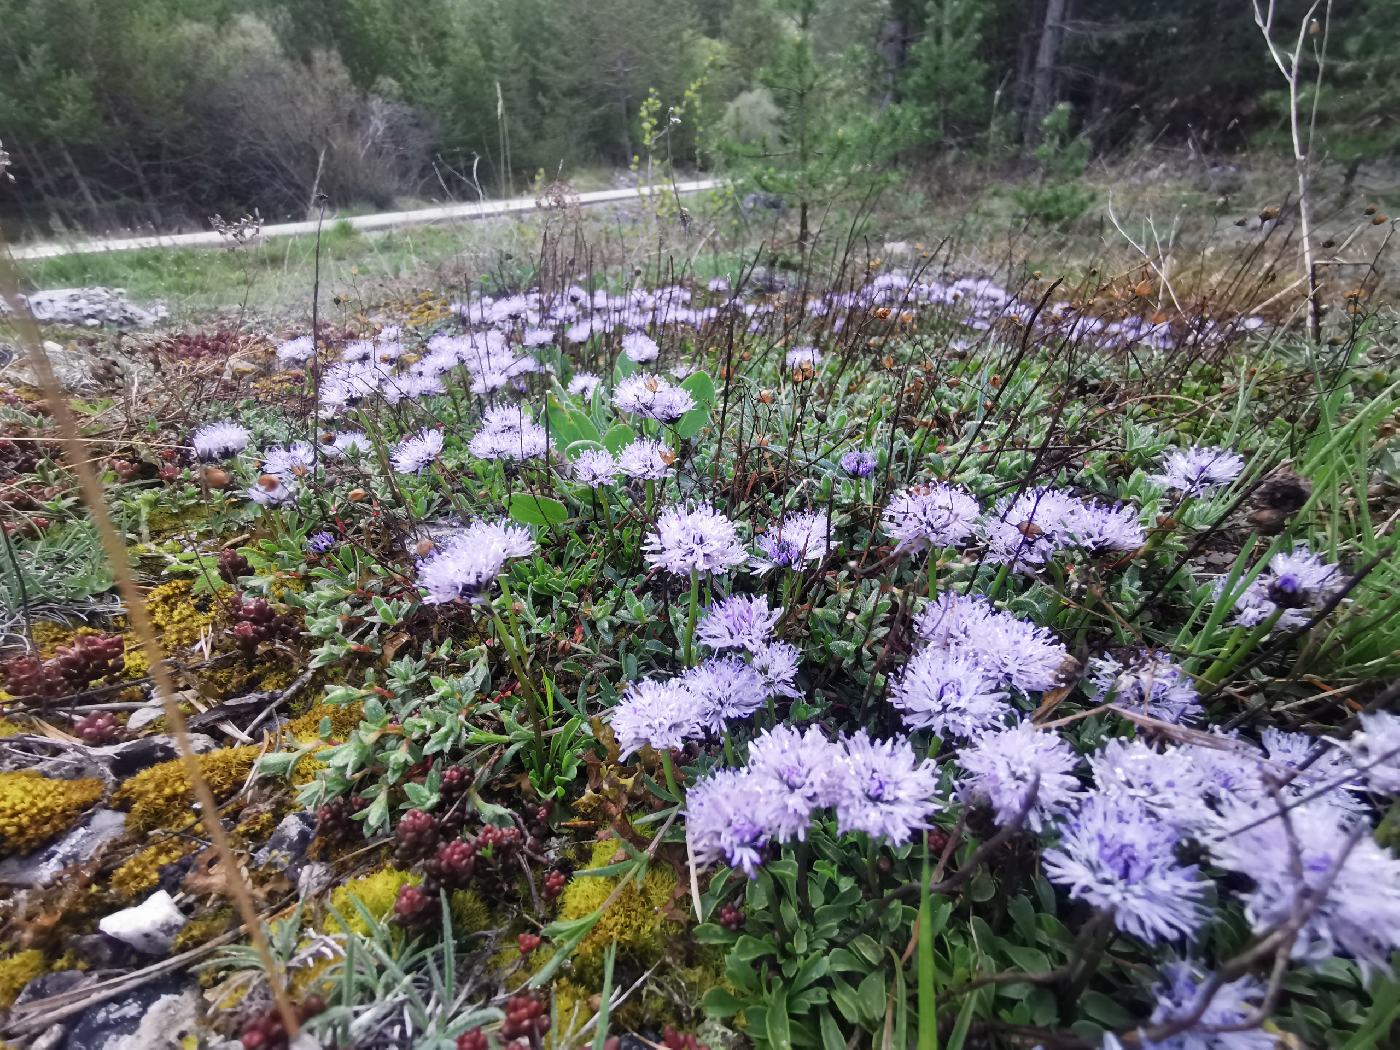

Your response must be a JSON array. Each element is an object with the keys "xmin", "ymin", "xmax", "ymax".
[
  {"xmin": 1026, "ymin": 0, "xmax": 1069, "ymax": 148},
  {"xmin": 60, "ymin": 146, "xmax": 104, "ymax": 230}
]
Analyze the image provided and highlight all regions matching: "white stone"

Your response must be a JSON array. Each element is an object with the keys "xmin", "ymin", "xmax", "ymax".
[{"xmin": 97, "ymin": 890, "xmax": 186, "ymax": 954}]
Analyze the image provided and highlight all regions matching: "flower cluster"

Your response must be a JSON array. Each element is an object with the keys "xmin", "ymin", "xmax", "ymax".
[
  {"xmin": 468, "ymin": 405, "xmax": 548, "ymax": 462},
  {"xmin": 415, "ymin": 520, "xmax": 535, "ymax": 604},
  {"xmin": 687, "ymin": 726, "xmax": 942, "ymax": 876}
]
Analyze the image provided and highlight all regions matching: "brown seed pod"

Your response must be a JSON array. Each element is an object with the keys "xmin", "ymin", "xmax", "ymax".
[
  {"xmin": 256, "ymin": 474, "xmax": 281, "ymax": 491},
  {"xmin": 1259, "ymin": 206, "xmax": 1281, "ymax": 222},
  {"xmin": 347, "ymin": 487, "xmax": 367, "ymax": 502},
  {"xmin": 202, "ymin": 466, "xmax": 231, "ymax": 489}
]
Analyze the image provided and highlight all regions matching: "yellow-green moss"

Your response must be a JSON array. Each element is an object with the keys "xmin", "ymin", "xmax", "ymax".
[
  {"xmin": 323, "ymin": 867, "xmax": 421, "ymax": 936},
  {"xmin": 111, "ymin": 839, "xmax": 195, "ymax": 900},
  {"xmin": 0, "ymin": 772, "xmax": 104, "ymax": 856},
  {"xmin": 285, "ymin": 702, "xmax": 364, "ymax": 744},
  {"xmin": 146, "ymin": 579, "xmax": 214, "ymax": 651},
  {"xmin": 557, "ymin": 838, "xmax": 679, "ymax": 978},
  {"xmin": 450, "ymin": 888, "xmax": 492, "ymax": 933},
  {"xmin": 0, "ymin": 719, "xmax": 24, "ymax": 738},
  {"xmin": 171, "ymin": 909, "xmax": 235, "ymax": 953},
  {"xmin": 113, "ymin": 746, "xmax": 257, "ymax": 833},
  {"xmin": 0, "ymin": 950, "xmax": 45, "ymax": 1008}
]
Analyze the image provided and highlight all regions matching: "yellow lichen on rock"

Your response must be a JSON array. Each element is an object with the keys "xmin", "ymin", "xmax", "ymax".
[
  {"xmin": 0, "ymin": 772, "xmax": 104, "ymax": 856},
  {"xmin": 113, "ymin": 746, "xmax": 258, "ymax": 833},
  {"xmin": 0, "ymin": 950, "xmax": 45, "ymax": 1008}
]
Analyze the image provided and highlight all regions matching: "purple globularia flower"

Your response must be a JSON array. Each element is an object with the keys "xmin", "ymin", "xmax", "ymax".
[
  {"xmin": 468, "ymin": 406, "xmax": 548, "ymax": 461},
  {"xmin": 746, "ymin": 725, "xmax": 844, "ymax": 842},
  {"xmin": 616, "ymin": 438, "xmax": 673, "ymax": 481},
  {"xmin": 1067, "ymin": 499, "xmax": 1147, "ymax": 553},
  {"xmin": 1226, "ymin": 546, "xmax": 1343, "ymax": 631},
  {"xmin": 1153, "ymin": 445, "xmax": 1245, "ymax": 496},
  {"xmin": 415, "ymin": 520, "xmax": 534, "ymax": 604},
  {"xmin": 572, "ymin": 448, "xmax": 620, "ymax": 486},
  {"xmin": 751, "ymin": 641, "xmax": 802, "ymax": 699},
  {"xmin": 785, "ymin": 345, "xmax": 823, "ymax": 370},
  {"xmin": 391, "ymin": 429, "xmax": 445, "ymax": 474},
  {"xmin": 1341, "ymin": 711, "xmax": 1400, "ymax": 795},
  {"xmin": 1140, "ymin": 962, "xmax": 1274, "ymax": 1050},
  {"xmin": 1208, "ymin": 799, "xmax": 1400, "ymax": 978},
  {"xmin": 686, "ymin": 767, "xmax": 780, "ymax": 877},
  {"xmin": 682, "ymin": 656, "xmax": 769, "ymax": 732},
  {"xmin": 957, "ymin": 722, "xmax": 1081, "ymax": 832},
  {"xmin": 697, "ymin": 594, "xmax": 779, "ymax": 652},
  {"xmin": 307, "ymin": 531, "xmax": 338, "ymax": 555},
  {"xmin": 889, "ymin": 648, "xmax": 1011, "ymax": 739},
  {"xmin": 276, "ymin": 335, "xmax": 315, "ymax": 365},
  {"xmin": 840, "ymin": 450, "xmax": 878, "ymax": 478},
  {"xmin": 881, "ymin": 484, "xmax": 981, "ymax": 551},
  {"xmin": 247, "ymin": 475, "xmax": 297, "ymax": 507},
  {"xmin": 1042, "ymin": 793, "xmax": 1208, "ymax": 944},
  {"xmin": 1088, "ymin": 738, "xmax": 1217, "ymax": 834},
  {"xmin": 1256, "ymin": 727, "xmax": 1364, "ymax": 815},
  {"xmin": 613, "ymin": 373, "xmax": 695, "ymax": 422},
  {"xmin": 914, "ymin": 591, "xmax": 1069, "ymax": 695},
  {"xmin": 568, "ymin": 372, "xmax": 602, "ymax": 400},
  {"xmin": 643, "ymin": 503, "xmax": 747, "ymax": 576},
  {"xmin": 621, "ymin": 331, "xmax": 659, "ymax": 363},
  {"xmin": 327, "ymin": 431, "xmax": 371, "ymax": 458},
  {"xmin": 261, "ymin": 441, "xmax": 317, "ymax": 480},
  {"xmin": 191, "ymin": 421, "xmax": 251, "ymax": 461},
  {"xmin": 1088, "ymin": 651, "xmax": 1202, "ymax": 724},
  {"xmin": 833, "ymin": 730, "xmax": 943, "ymax": 846},
  {"xmin": 610, "ymin": 677, "xmax": 706, "ymax": 759},
  {"xmin": 752, "ymin": 511, "xmax": 834, "ymax": 572}
]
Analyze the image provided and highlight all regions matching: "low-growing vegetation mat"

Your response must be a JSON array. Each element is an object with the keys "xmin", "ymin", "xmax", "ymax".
[{"xmin": 0, "ymin": 218, "xmax": 1398, "ymax": 1050}]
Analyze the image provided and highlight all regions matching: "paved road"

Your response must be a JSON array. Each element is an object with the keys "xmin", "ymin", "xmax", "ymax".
[{"xmin": 9, "ymin": 179, "xmax": 722, "ymax": 261}]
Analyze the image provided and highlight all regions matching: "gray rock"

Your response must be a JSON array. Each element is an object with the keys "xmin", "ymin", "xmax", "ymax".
[
  {"xmin": 63, "ymin": 976, "xmax": 199, "ymax": 1050},
  {"xmin": 97, "ymin": 890, "xmax": 186, "ymax": 955},
  {"xmin": 13, "ymin": 969, "xmax": 89, "ymax": 1007},
  {"xmin": 0, "ymin": 809, "xmax": 127, "ymax": 888},
  {"xmin": 64, "ymin": 932, "xmax": 140, "ymax": 970},
  {"xmin": 255, "ymin": 812, "xmax": 316, "ymax": 879},
  {"xmin": 0, "ymin": 287, "xmax": 167, "ymax": 328}
]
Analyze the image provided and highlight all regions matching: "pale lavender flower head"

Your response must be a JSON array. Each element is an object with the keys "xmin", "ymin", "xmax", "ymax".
[
  {"xmin": 746, "ymin": 725, "xmax": 844, "ymax": 842},
  {"xmin": 468, "ymin": 409, "xmax": 548, "ymax": 461},
  {"xmin": 1227, "ymin": 546, "xmax": 1342, "ymax": 631},
  {"xmin": 753, "ymin": 511, "xmax": 834, "ymax": 572},
  {"xmin": 881, "ymin": 484, "xmax": 981, "ymax": 551},
  {"xmin": 1140, "ymin": 962, "xmax": 1273, "ymax": 1050},
  {"xmin": 247, "ymin": 475, "xmax": 297, "ymax": 507},
  {"xmin": 1341, "ymin": 711, "xmax": 1400, "ymax": 795},
  {"xmin": 610, "ymin": 678, "xmax": 706, "ymax": 759},
  {"xmin": 1088, "ymin": 651, "xmax": 1202, "ymax": 725},
  {"xmin": 415, "ymin": 520, "xmax": 534, "ymax": 604},
  {"xmin": 686, "ymin": 767, "xmax": 780, "ymax": 877},
  {"xmin": 276, "ymin": 335, "xmax": 315, "ymax": 365},
  {"xmin": 568, "ymin": 372, "xmax": 602, "ymax": 400},
  {"xmin": 1256, "ymin": 727, "xmax": 1362, "ymax": 813},
  {"xmin": 262, "ymin": 441, "xmax": 317, "ymax": 480},
  {"xmin": 191, "ymin": 421, "xmax": 251, "ymax": 461},
  {"xmin": 1042, "ymin": 793, "xmax": 1208, "ymax": 944},
  {"xmin": 391, "ymin": 429, "xmax": 445, "ymax": 474},
  {"xmin": 785, "ymin": 345, "xmax": 822, "ymax": 370},
  {"xmin": 1153, "ymin": 445, "xmax": 1245, "ymax": 495},
  {"xmin": 915, "ymin": 592, "xmax": 1068, "ymax": 695},
  {"xmin": 1208, "ymin": 798, "xmax": 1400, "ymax": 978},
  {"xmin": 328, "ymin": 431, "xmax": 371, "ymax": 458},
  {"xmin": 613, "ymin": 373, "xmax": 695, "ymax": 422},
  {"xmin": 957, "ymin": 722, "xmax": 1081, "ymax": 832},
  {"xmin": 697, "ymin": 594, "xmax": 779, "ymax": 652},
  {"xmin": 621, "ymin": 331, "xmax": 659, "ymax": 363},
  {"xmin": 572, "ymin": 448, "xmax": 619, "ymax": 486},
  {"xmin": 1068, "ymin": 500, "xmax": 1147, "ymax": 553},
  {"xmin": 682, "ymin": 656, "xmax": 769, "ymax": 732},
  {"xmin": 840, "ymin": 450, "xmax": 878, "ymax": 478},
  {"xmin": 751, "ymin": 641, "xmax": 802, "ymax": 699},
  {"xmin": 616, "ymin": 438, "xmax": 674, "ymax": 481},
  {"xmin": 889, "ymin": 648, "xmax": 1012, "ymax": 739},
  {"xmin": 644, "ymin": 503, "xmax": 747, "ymax": 576},
  {"xmin": 833, "ymin": 730, "xmax": 943, "ymax": 846},
  {"xmin": 1089, "ymin": 738, "xmax": 1216, "ymax": 833}
]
